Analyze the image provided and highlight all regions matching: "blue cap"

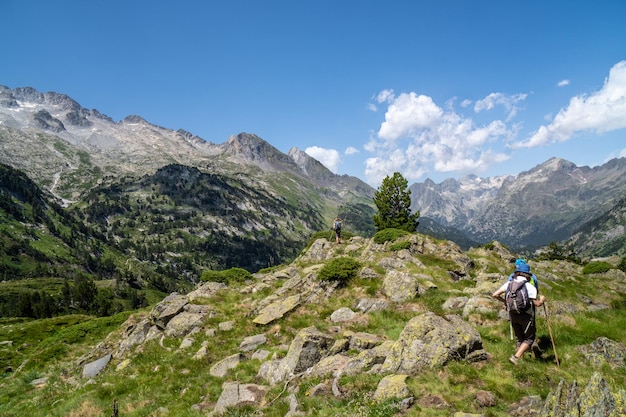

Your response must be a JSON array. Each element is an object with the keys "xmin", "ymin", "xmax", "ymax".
[
  {"xmin": 514, "ymin": 258, "xmax": 526, "ymax": 266},
  {"xmin": 516, "ymin": 262, "xmax": 531, "ymax": 273}
]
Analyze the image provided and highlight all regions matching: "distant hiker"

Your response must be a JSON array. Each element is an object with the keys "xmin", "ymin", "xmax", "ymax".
[
  {"xmin": 493, "ymin": 262, "xmax": 546, "ymax": 365},
  {"xmin": 332, "ymin": 217, "xmax": 342, "ymax": 243}
]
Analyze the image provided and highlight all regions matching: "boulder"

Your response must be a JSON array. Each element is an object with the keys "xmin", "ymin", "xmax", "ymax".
[
  {"xmin": 330, "ymin": 307, "xmax": 356, "ymax": 323},
  {"xmin": 257, "ymin": 327, "xmax": 334, "ymax": 384},
  {"xmin": 164, "ymin": 311, "xmax": 205, "ymax": 337},
  {"xmin": 281, "ymin": 327, "xmax": 334, "ymax": 374},
  {"xmin": 343, "ymin": 341, "xmax": 393, "ymax": 376},
  {"xmin": 253, "ymin": 294, "xmax": 300, "ymax": 325},
  {"xmin": 239, "ymin": 334, "xmax": 267, "ymax": 352},
  {"xmin": 539, "ymin": 372, "xmax": 626, "ymax": 417},
  {"xmin": 373, "ymin": 374, "xmax": 410, "ymax": 401},
  {"xmin": 150, "ymin": 293, "xmax": 188, "ymax": 329},
  {"xmin": 379, "ymin": 313, "xmax": 484, "ymax": 375},
  {"xmin": 210, "ymin": 353, "xmax": 243, "ymax": 378},
  {"xmin": 348, "ymin": 332, "xmax": 383, "ymax": 350},
  {"xmin": 187, "ymin": 281, "xmax": 227, "ymax": 302},
  {"xmin": 305, "ymin": 354, "xmax": 350, "ymax": 378},
  {"xmin": 579, "ymin": 337, "xmax": 626, "ymax": 369},
  {"xmin": 383, "ymin": 270, "xmax": 419, "ymax": 302},
  {"xmin": 82, "ymin": 354, "xmax": 112, "ymax": 378},
  {"xmin": 213, "ymin": 382, "xmax": 267, "ymax": 415}
]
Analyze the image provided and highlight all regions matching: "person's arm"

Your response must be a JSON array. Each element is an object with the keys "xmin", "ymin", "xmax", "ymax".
[
  {"xmin": 492, "ymin": 288, "xmax": 505, "ymax": 303},
  {"xmin": 532, "ymin": 295, "xmax": 546, "ymax": 307}
]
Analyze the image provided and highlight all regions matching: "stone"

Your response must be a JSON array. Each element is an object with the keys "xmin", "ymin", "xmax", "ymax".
[
  {"xmin": 373, "ymin": 374, "xmax": 410, "ymax": 401},
  {"xmin": 210, "ymin": 353, "xmax": 243, "ymax": 378},
  {"xmin": 330, "ymin": 307, "xmax": 356, "ymax": 322},
  {"xmin": 253, "ymin": 294, "xmax": 300, "ymax": 325},
  {"xmin": 239, "ymin": 334, "xmax": 267, "ymax": 352},
  {"xmin": 213, "ymin": 382, "xmax": 267, "ymax": 415},
  {"xmin": 383, "ymin": 270, "xmax": 419, "ymax": 302},
  {"xmin": 82, "ymin": 354, "xmax": 112, "ymax": 378},
  {"xmin": 379, "ymin": 313, "xmax": 484, "ymax": 375}
]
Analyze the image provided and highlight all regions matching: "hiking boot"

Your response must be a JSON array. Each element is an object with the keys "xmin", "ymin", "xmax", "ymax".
[{"xmin": 509, "ymin": 355, "xmax": 519, "ymax": 365}]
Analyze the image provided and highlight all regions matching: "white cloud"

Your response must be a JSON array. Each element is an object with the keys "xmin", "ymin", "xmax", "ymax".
[
  {"xmin": 474, "ymin": 92, "xmax": 528, "ymax": 121},
  {"xmin": 378, "ymin": 92, "xmax": 443, "ymax": 140},
  {"xmin": 345, "ymin": 146, "xmax": 359, "ymax": 155},
  {"xmin": 365, "ymin": 91, "xmax": 513, "ymax": 185},
  {"xmin": 558, "ymin": 79, "xmax": 570, "ymax": 87},
  {"xmin": 304, "ymin": 146, "xmax": 341, "ymax": 173},
  {"xmin": 514, "ymin": 60, "xmax": 626, "ymax": 148},
  {"xmin": 367, "ymin": 103, "xmax": 378, "ymax": 112},
  {"xmin": 376, "ymin": 89, "xmax": 395, "ymax": 103}
]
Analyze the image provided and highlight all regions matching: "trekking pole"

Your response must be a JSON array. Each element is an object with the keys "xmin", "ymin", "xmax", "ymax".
[{"xmin": 543, "ymin": 303, "xmax": 560, "ymax": 367}]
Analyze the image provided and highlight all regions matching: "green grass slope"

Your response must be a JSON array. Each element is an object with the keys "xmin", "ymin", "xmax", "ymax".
[{"xmin": 1, "ymin": 234, "xmax": 625, "ymax": 417}]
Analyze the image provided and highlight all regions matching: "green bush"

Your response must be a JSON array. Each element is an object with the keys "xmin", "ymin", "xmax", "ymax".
[
  {"xmin": 201, "ymin": 267, "xmax": 253, "ymax": 284},
  {"xmin": 389, "ymin": 240, "xmax": 411, "ymax": 251},
  {"xmin": 317, "ymin": 257, "xmax": 361, "ymax": 286},
  {"xmin": 373, "ymin": 228, "xmax": 410, "ymax": 244},
  {"xmin": 582, "ymin": 261, "xmax": 613, "ymax": 275}
]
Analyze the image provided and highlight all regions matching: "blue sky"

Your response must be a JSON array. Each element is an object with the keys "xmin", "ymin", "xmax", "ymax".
[{"xmin": 2, "ymin": 0, "xmax": 625, "ymax": 185}]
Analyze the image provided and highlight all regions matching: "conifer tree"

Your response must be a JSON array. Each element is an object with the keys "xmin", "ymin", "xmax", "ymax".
[{"xmin": 372, "ymin": 172, "xmax": 419, "ymax": 232}]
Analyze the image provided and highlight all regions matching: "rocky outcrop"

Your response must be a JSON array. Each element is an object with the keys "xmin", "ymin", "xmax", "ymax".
[
  {"xmin": 579, "ymin": 337, "xmax": 626, "ymax": 369},
  {"xmin": 379, "ymin": 312, "xmax": 486, "ymax": 375},
  {"xmin": 539, "ymin": 372, "xmax": 626, "ymax": 417}
]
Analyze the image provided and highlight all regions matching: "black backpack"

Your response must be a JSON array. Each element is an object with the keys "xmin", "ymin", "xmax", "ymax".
[
  {"xmin": 333, "ymin": 220, "xmax": 341, "ymax": 231},
  {"xmin": 505, "ymin": 280, "xmax": 531, "ymax": 314}
]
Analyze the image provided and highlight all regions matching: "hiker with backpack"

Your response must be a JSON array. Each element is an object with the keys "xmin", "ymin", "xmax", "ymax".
[
  {"xmin": 332, "ymin": 217, "xmax": 342, "ymax": 244},
  {"xmin": 493, "ymin": 262, "xmax": 546, "ymax": 365}
]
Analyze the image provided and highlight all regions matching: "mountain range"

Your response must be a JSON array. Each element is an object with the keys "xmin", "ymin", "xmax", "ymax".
[{"xmin": 1, "ymin": 84, "xmax": 625, "ymax": 266}]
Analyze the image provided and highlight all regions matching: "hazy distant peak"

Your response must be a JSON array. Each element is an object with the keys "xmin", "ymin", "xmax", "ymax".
[{"xmin": 540, "ymin": 157, "xmax": 576, "ymax": 170}]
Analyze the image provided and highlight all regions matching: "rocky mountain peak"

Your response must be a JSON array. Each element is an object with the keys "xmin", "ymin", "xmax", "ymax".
[{"xmin": 222, "ymin": 132, "xmax": 294, "ymax": 169}]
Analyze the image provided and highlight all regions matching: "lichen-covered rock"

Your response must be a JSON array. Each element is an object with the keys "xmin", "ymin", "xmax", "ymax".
[
  {"xmin": 252, "ymin": 294, "xmax": 300, "ymax": 325},
  {"xmin": 539, "ymin": 372, "xmax": 626, "ymax": 417},
  {"xmin": 150, "ymin": 293, "xmax": 189, "ymax": 329},
  {"xmin": 373, "ymin": 374, "xmax": 410, "ymax": 401},
  {"xmin": 343, "ymin": 341, "xmax": 394, "ymax": 376},
  {"xmin": 305, "ymin": 354, "xmax": 350, "ymax": 378},
  {"xmin": 379, "ymin": 312, "xmax": 484, "ymax": 375},
  {"xmin": 383, "ymin": 270, "xmax": 419, "ymax": 302},
  {"xmin": 579, "ymin": 337, "xmax": 626, "ymax": 369},
  {"xmin": 257, "ymin": 327, "xmax": 334, "ymax": 384}
]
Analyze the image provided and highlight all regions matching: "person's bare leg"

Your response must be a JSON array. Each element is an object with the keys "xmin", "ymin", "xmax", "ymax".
[{"xmin": 514, "ymin": 342, "xmax": 531, "ymax": 358}]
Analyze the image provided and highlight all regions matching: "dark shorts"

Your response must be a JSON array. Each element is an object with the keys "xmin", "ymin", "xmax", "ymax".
[{"xmin": 509, "ymin": 311, "xmax": 535, "ymax": 346}]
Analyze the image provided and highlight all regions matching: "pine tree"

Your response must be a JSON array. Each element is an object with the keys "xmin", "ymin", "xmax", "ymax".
[{"xmin": 372, "ymin": 172, "xmax": 419, "ymax": 232}]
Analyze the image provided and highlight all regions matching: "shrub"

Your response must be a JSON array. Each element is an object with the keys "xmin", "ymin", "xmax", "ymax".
[
  {"xmin": 389, "ymin": 240, "xmax": 411, "ymax": 251},
  {"xmin": 201, "ymin": 267, "xmax": 253, "ymax": 284},
  {"xmin": 318, "ymin": 257, "xmax": 361, "ymax": 286},
  {"xmin": 582, "ymin": 261, "xmax": 613, "ymax": 275},
  {"xmin": 373, "ymin": 228, "xmax": 410, "ymax": 244}
]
